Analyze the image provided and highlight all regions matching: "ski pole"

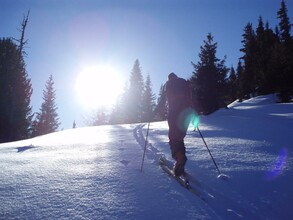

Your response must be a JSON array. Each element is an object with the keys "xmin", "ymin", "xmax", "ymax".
[
  {"xmin": 140, "ymin": 122, "xmax": 150, "ymax": 172},
  {"xmin": 197, "ymin": 126, "xmax": 221, "ymax": 175}
]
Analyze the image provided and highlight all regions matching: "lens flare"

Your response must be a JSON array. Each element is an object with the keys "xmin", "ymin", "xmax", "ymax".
[
  {"xmin": 265, "ymin": 147, "xmax": 287, "ymax": 180},
  {"xmin": 177, "ymin": 108, "xmax": 199, "ymax": 132},
  {"xmin": 192, "ymin": 112, "xmax": 200, "ymax": 129}
]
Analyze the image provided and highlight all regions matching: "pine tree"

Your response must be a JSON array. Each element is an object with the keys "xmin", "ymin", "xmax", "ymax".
[
  {"xmin": 154, "ymin": 84, "xmax": 167, "ymax": 121},
  {"xmin": 0, "ymin": 12, "xmax": 33, "ymax": 142},
  {"xmin": 109, "ymin": 83, "xmax": 128, "ymax": 124},
  {"xmin": 255, "ymin": 16, "xmax": 266, "ymax": 94},
  {"xmin": 277, "ymin": 0, "xmax": 291, "ymax": 44},
  {"xmin": 83, "ymin": 108, "xmax": 108, "ymax": 126},
  {"xmin": 227, "ymin": 66, "xmax": 237, "ymax": 102},
  {"xmin": 190, "ymin": 33, "xmax": 229, "ymax": 114},
  {"xmin": 263, "ymin": 21, "xmax": 279, "ymax": 94},
  {"xmin": 32, "ymin": 75, "xmax": 60, "ymax": 136},
  {"xmin": 254, "ymin": 17, "xmax": 279, "ymax": 95},
  {"xmin": 141, "ymin": 74, "xmax": 156, "ymax": 122},
  {"xmin": 13, "ymin": 11, "xmax": 30, "ymax": 60},
  {"xmin": 236, "ymin": 60, "xmax": 245, "ymax": 102},
  {"xmin": 240, "ymin": 23, "xmax": 257, "ymax": 98},
  {"xmin": 0, "ymin": 37, "xmax": 33, "ymax": 142},
  {"xmin": 276, "ymin": 0, "xmax": 293, "ymax": 102},
  {"xmin": 109, "ymin": 96, "xmax": 121, "ymax": 125},
  {"xmin": 125, "ymin": 59, "xmax": 144, "ymax": 123}
]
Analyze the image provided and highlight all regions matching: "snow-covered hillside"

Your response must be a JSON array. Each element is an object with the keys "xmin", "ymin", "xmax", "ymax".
[{"xmin": 1, "ymin": 94, "xmax": 292, "ymax": 220}]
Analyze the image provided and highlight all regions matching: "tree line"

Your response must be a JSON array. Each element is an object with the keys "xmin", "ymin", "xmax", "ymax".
[
  {"xmin": 236, "ymin": 0, "xmax": 293, "ymax": 103},
  {"xmin": 0, "ymin": 12, "xmax": 60, "ymax": 143},
  {"xmin": 191, "ymin": 0, "xmax": 292, "ymax": 114},
  {"xmin": 110, "ymin": 0, "xmax": 292, "ymax": 120},
  {"xmin": 0, "ymin": 0, "xmax": 292, "ymax": 143}
]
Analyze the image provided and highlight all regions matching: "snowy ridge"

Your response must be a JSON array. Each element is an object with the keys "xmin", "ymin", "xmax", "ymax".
[
  {"xmin": 1, "ymin": 95, "xmax": 293, "ymax": 219},
  {"xmin": 228, "ymin": 94, "xmax": 279, "ymax": 108}
]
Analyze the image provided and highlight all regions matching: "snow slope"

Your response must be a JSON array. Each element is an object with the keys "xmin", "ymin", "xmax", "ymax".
[{"xmin": 0, "ymin": 94, "xmax": 292, "ymax": 220}]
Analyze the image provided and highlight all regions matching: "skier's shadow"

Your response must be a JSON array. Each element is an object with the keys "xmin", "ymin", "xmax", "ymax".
[{"xmin": 16, "ymin": 145, "xmax": 35, "ymax": 153}]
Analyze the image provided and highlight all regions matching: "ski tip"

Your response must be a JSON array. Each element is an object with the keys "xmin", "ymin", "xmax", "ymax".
[{"xmin": 217, "ymin": 173, "xmax": 230, "ymax": 180}]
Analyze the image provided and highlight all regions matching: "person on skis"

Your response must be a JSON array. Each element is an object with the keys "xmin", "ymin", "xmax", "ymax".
[{"xmin": 155, "ymin": 72, "xmax": 194, "ymax": 176}]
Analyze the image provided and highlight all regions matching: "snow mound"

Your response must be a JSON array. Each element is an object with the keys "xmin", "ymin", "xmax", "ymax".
[{"xmin": 228, "ymin": 94, "xmax": 279, "ymax": 109}]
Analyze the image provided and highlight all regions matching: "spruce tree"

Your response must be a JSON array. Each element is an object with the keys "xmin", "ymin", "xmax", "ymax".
[
  {"xmin": 109, "ymin": 83, "xmax": 128, "ymax": 124},
  {"xmin": 190, "ymin": 33, "xmax": 229, "ymax": 114},
  {"xmin": 32, "ymin": 75, "xmax": 60, "ymax": 136},
  {"xmin": 0, "ymin": 38, "xmax": 33, "ymax": 142},
  {"xmin": 276, "ymin": 0, "xmax": 293, "ymax": 102},
  {"xmin": 254, "ymin": 17, "xmax": 280, "ymax": 95},
  {"xmin": 0, "ymin": 12, "xmax": 33, "ymax": 143},
  {"xmin": 155, "ymin": 84, "xmax": 167, "ymax": 120},
  {"xmin": 277, "ymin": 0, "xmax": 291, "ymax": 44},
  {"xmin": 141, "ymin": 74, "xmax": 156, "ymax": 122},
  {"xmin": 240, "ymin": 23, "xmax": 257, "ymax": 98},
  {"xmin": 125, "ymin": 59, "xmax": 144, "ymax": 123},
  {"xmin": 83, "ymin": 108, "xmax": 107, "ymax": 126},
  {"xmin": 263, "ymin": 21, "xmax": 279, "ymax": 94},
  {"xmin": 255, "ymin": 16, "xmax": 266, "ymax": 94},
  {"xmin": 109, "ymin": 96, "xmax": 122, "ymax": 125},
  {"xmin": 227, "ymin": 66, "xmax": 237, "ymax": 103},
  {"xmin": 236, "ymin": 60, "xmax": 245, "ymax": 102}
]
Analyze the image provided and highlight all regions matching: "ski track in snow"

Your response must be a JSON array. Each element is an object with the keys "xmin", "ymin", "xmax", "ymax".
[{"xmin": 135, "ymin": 123, "xmax": 260, "ymax": 220}]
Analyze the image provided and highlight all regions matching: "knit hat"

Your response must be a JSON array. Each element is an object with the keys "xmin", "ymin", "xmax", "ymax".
[{"xmin": 168, "ymin": 72, "xmax": 177, "ymax": 80}]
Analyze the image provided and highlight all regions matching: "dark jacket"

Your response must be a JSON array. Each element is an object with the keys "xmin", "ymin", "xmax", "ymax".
[{"xmin": 165, "ymin": 76, "xmax": 192, "ymax": 113}]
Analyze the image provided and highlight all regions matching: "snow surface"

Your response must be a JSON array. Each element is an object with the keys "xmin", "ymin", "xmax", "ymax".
[{"xmin": 1, "ymin": 94, "xmax": 293, "ymax": 220}]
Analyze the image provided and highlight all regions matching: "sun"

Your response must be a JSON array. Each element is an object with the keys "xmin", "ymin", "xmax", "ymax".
[{"xmin": 75, "ymin": 65, "xmax": 123, "ymax": 109}]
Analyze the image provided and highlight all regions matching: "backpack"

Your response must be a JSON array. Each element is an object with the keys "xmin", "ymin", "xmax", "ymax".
[{"xmin": 166, "ymin": 77, "xmax": 191, "ymax": 110}]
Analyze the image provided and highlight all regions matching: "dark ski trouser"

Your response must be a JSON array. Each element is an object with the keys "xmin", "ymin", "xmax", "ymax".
[{"xmin": 168, "ymin": 107, "xmax": 193, "ymax": 158}]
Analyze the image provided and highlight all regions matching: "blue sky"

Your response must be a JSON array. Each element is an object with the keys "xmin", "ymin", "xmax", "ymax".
[{"xmin": 1, "ymin": 0, "xmax": 292, "ymax": 129}]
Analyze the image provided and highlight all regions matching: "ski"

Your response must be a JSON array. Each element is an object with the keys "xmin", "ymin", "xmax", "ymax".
[{"xmin": 159, "ymin": 157, "xmax": 206, "ymax": 202}]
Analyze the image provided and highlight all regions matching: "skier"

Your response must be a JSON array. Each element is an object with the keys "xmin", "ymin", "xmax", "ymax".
[{"xmin": 155, "ymin": 72, "xmax": 194, "ymax": 176}]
